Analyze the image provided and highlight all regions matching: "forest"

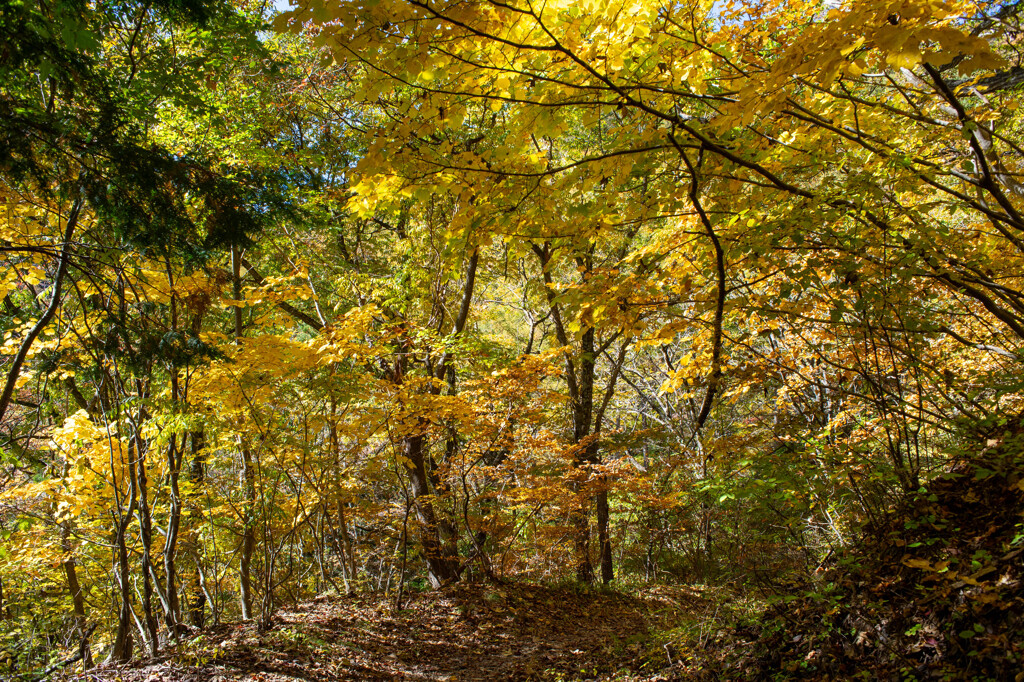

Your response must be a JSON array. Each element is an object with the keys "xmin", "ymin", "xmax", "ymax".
[{"xmin": 1, "ymin": 0, "xmax": 1023, "ymax": 679}]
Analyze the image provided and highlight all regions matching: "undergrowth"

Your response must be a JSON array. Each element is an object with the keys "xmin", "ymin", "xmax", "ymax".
[{"xmin": 664, "ymin": 436, "xmax": 1024, "ymax": 681}]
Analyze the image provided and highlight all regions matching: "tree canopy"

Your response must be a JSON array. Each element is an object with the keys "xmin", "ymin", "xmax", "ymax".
[{"xmin": 2, "ymin": 0, "xmax": 1023, "ymax": 678}]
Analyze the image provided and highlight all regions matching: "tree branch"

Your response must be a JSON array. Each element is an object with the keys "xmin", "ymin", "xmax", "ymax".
[{"xmin": 0, "ymin": 198, "xmax": 81, "ymax": 423}]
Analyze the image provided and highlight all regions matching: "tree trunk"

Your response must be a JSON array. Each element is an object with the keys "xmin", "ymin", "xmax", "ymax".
[
  {"xmin": 232, "ymin": 244, "xmax": 257, "ymax": 621},
  {"xmin": 111, "ymin": 518, "xmax": 135, "ymax": 663},
  {"xmin": 469, "ymin": 447, "xmax": 508, "ymax": 578},
  {"xmin": 62, "ymin": 530, "xmax": 92, "ymax": 670},
  {"xmin": 163, "ymin": 265, "xmax": 184, "ymax": 636},
  {"xmin": 163, "ymin": 434, "xmax": 183, "ymax": 635},
  {"xmin": 239, "ymin": 438, "xmax": 256, "ymax": 621},
  {"xmin": 575, "ymin": 324, "xmax": 597, "ymax": 583},
  {"xmin": 110, "ymin": 429, "xmax": 140, "ymax": 664},
  {"xmin": 328, "ymin": 399, "xmax": 358, "ymax": 594},
  {"xmin": 337, "ymin": 501, "xmax": 357, "ymax": 594},
  {"xmin": 597, "ymin": 489, "xmax": 613, "ymax": 583},
  {"xmin": 570, "ymin": 501, "xmax": 594, "ymax": 583},
  {"xmin": 187, "ymin": 430, "xmax": 207, "ymax": 629},
  {"xmin": 136, "ymin": 439, "xmax": 160, "ymax": 656},
  {"xmin": 0, "ymin": 198, "xmax": 80, "ymax": 423},
  {"xmin": 403, "ymin": 432, "xmax": 458, "ymax": 588},
  {"xmin": 391, "ymin": 248, "xmax": 479, "ymax": 588},
  {"xmin": 427, "ymin": 442, "xmax": 460, "ymax": 568}
]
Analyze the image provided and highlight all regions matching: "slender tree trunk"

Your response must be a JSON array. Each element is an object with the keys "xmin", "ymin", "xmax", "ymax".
[
  {"xmin": 574, "ymin": 325, "xmax": 597, "ymax": 583},
  {"xmin": 111, "ymin": 400, "xmax": 140, "ymax": 663},
  {"xmin": 131, "ymin": 377, "xmax": 167, "ymax": 654},
  {"xmin": 0, "ymin": 198, "xmax": 80, "ymax": 422},
  {"xmin": 62, "ymin": 528, "xmax": 92, "ymax": 670},
  {"xmin": 392, "ymin": 248, "xmax": 479, "ymax": 588},
  {"xmin": 239, "ymin": 438, "xmax": 256, "ymax": 621},
  {"xmin": 425, "ymin": 249, "xmax": 480, "ymax": 583},
  {"xmin": 136, "ymin": 438, "xmax": 160, "ymax": 656},
  {"xmin": 593, "ymin": 343, "xmax": 629, "ymax": 585},
  {"xmin": 394, "ymin": 495, "xmax": 412, "ymax": 612},
  {"xmin": 163, "ymin": 264, "xmax": 183, "ymax": 635},
  {"xmin": 596, "ymin": 490, "xmax": 613, "ymax": 583},
  {"xmin": 427, "ymin": 447, "xmax": 460, "ymax": 568},
  {"xmin": 700, "ymin": 453, "xmax": 713, "ymax": 580},
  {"xmin": 328, "ymin": 397, "xmax": 357, "ymax": 594},
  {"xmin": 403, "ymin": 432, "xmax": 458, "ymax": 588},
  {"xmin": 232, "ymin": 244, "xmax": 257, "ymax": 620},
  {"xmin": 469, "ymin": 446, "xmax": 508, "ymax": 578},
  {"xmin": 570, "ymin": 502, "xmax": 593, "ymax": 583},
  {"xmin": 107, "ymin": 280, "xmax": 137, "ymax": 664},
  {"xmin": 533, "ymin": 243, "xmax": 598, "ymax": 584},
  {"xmin": 111, "ymin": 513, "xmax": 136, "ymax": 663},
  {"xmin": 57, "ymin": 458, "xmax": 93, "ymax": 668},
  {"xmin": 187, "ymin": 431, "xmax": 207, "ymax": 629},
  {"xmin": 163, "ymin": 434, "xmax": 183, "ymax": 635},
  {"xmin": 337, "ymin": 502, "xmax": 357, "ymax": 594}
]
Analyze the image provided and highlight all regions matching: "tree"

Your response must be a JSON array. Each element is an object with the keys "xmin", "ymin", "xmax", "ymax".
[
  {"xmin": 0, "ymin": 0, "xmax": 277, "ymax": 422},
  {"xmin": 4, "ymin": 0, "xmax": 1024, "ymax": 674}
]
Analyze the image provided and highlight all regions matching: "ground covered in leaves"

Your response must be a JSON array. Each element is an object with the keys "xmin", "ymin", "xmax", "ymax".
[
  {"xmin": 55, "ymin": 458, "xmax": 1024, "ymax": 681},
  {"xmin": 679, "ymin": 457, "xmax": 1024, "ymax": 681},
  {"xmin": 63, "ymin": 584, "xmax": 710, "ymax": 681}
]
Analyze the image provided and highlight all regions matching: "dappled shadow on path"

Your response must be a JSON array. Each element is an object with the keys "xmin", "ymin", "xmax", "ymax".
[{"xmin": 76, "ymin": 583, "xmax": 697, "ymax": 681}]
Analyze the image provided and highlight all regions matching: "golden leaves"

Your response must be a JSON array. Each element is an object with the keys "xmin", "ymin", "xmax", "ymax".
[{"xmin": 716, "ymin": 0, "xmax": 1003, "ymax": 129}]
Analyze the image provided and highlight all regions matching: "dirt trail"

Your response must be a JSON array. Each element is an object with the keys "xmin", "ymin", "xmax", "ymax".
[{"xmin": 68, "ymin": 584, "xmax": 698, "ymax": 681}]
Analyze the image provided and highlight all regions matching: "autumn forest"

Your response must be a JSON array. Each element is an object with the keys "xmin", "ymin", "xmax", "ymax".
[{"xmin": 2, "ymin": 0, "xmax": 1023, "ymax": 679}]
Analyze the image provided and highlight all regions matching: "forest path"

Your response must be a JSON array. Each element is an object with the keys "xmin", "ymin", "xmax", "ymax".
[{"xmin": 75, "ymin": 583, "xmax": 704, "ymax": 681}]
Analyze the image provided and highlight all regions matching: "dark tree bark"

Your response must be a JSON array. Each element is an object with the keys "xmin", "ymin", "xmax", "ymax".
[
  {"xmin": 403, "ymin": 431, "xmax": 459, "ymax": 588},
  {"xmin": 0, "ymin": 198, "xmax": 81, "ymax": 422},
  {"xmin": 239, "ymin": 438, "xmax": 257, "ymax": 620},
  {"xmin": 232, "ymin": 243, "xmax": 257, "ymax": 620},
  {"xmin": 163, "ymin": 265, "xmax": 185, "ymax": 636},
  {"xmin": 162, "ymin": 437, "xmax": 184, "ymax": 634},
  {"xmin": 328, "ymin": 395, "xmax": 357, "ymax": 594},
  {"xmin": 135, "ymin": 430, "xmax": 160, "ymax": 656},
  {"xmin": 395, "ymin": 248, "xmax": 480, "ymax": 588},
  {"xmin": 532, "ymin": 243, "xmax": 631, "ymax": 584},
  {"xmin": 110, "ymin": 464, "xmax": 138, "ymax": 663},
  {"xmin": 594, "ymin": 342, "xmax": 628, "ymax": 584},
  {"xmin": 187, "ymin": 430, "xmax": 208, "ymax": 629},
  {"xmin": 61, "ymin": 528, "xmax": 92, "ymax": 670},
  {"xmin": 596, "ymin": 490, "xmax": 613, "ymax": 584},
  {"xmin": 533, "ymin": 242, "xmax": 596, "ymax": 583}
]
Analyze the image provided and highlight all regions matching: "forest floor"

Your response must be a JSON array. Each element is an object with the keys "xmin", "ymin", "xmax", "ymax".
[
  {"xmin": 46, "ymin": 453, "xmax": 1024, "ymax": 681},
  {"xmin": 62, "ymin": 583, "xmax": 734, "ymax": 681}
]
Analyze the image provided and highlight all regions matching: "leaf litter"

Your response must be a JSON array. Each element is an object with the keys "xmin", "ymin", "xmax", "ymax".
[{"xmin": 64, "ymin": 584, "xmax": 706, "ymax": 681}]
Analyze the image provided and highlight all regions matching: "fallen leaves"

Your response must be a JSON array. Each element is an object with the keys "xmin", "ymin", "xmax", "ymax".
[{"xmin": 65, "ymin": 584, "xmax": 698, "ymax": 681}]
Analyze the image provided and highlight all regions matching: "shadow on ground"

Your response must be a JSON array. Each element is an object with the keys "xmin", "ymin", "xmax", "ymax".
[{"xmin": 70, "ymin": 583, "xmax": 700, "ymax": 681}]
